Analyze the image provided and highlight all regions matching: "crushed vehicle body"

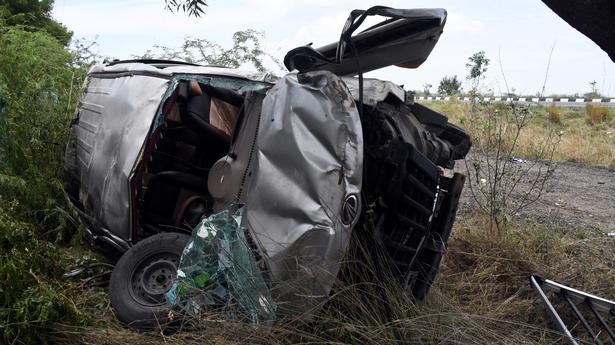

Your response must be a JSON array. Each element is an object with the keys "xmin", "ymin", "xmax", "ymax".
[{"xmin": 64, "ymin": 6, "xmax": 471, "ymax": 327}]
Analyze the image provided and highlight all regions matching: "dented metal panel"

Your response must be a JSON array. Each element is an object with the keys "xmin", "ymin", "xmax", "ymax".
[
  {"xmin": 342, "ymin": 77, "xmax": 406, "ymax": 105},
  {"xmin": 244, "ymin": 71, "xmax": 363, "ymax": 315},
  {"xmin": 208, "ymin": 71, "xmax": 363, "ymax": 315},
  {"xmin": 73, "ymin": 74, "xmax": 169, "ymax": 239}
]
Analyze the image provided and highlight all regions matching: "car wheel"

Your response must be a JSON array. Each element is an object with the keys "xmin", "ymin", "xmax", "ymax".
[{"xmin": 109, "ymin": 232, "xmax": 189, "ymax": 329}]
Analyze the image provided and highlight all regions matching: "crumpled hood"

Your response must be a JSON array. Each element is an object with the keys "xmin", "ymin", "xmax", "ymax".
[{"xmin": 208, "ymin": 71, "xmax": 363, "ymax": 316}]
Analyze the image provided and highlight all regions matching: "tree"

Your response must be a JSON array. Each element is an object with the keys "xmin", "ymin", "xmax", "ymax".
[
  {"xmin": 466, "ymin": 51, "xmax": 490, "ymax": 95},
  {"xmin": 437, "ymin": 75, "xmax": 461, "ymax": 96},
  {"xmin": 586, "ymin": 80, "xmax": 600, "ymax": 98},
  {"xmin": 0, "ymin": 0, "xmax": 72, "ymax": 45},
  {"xmin": 422, "ymin": 83, "xmax": 432, "ymax": 96},
  {"xmin": 139, "ymin": 30, "xmax": 282, "ymax": 73},
  {"xmin": 504, "ymin": 88, "xmax": 518, "ymax": 98},
  {"xmin": 589, "ymin": 80, "xmax": 597, "ymax": 93},
  {"xmin": 466, "ymin": 51, "xmax": 490, "ymax": 80},
  {"xmin": 165, "ymin": 0, "xmax": 207, "ymax": 17}
]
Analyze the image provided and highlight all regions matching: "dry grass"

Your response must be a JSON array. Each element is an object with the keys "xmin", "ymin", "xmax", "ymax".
[
  {"xmin": 428, "ymin": 101, "xmax": 615, "ymax": 167},
  {"xmin": 547, "ymin": 104, "xmax": 561, "ymax": 124},
  {"xmin": 439, "ymin": 216, "xmax": 615, "ymax": 314},
  {"xmin": 49, "ymin": 213, "xmax": 615, "ymax": 345},
  {"xmin": 430, "ymin": 215, "xmax": 615, "ymax": 344},
  {"xmin": 586, "ymin": 104, "xmax": 611, "ymax": 125}
]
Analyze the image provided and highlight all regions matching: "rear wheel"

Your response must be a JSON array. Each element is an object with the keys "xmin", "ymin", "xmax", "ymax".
[{"xmin": 109, "ymin": 232, "xmax": 189, "ymax": 329}]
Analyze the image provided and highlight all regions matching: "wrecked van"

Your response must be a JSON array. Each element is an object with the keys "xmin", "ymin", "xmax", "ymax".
[{"xmin": 64, "ymin": 6, "xmax": 471, "ymax": 327}]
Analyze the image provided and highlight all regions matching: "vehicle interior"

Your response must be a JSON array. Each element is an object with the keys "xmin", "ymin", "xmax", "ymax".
[{"xmin": 135, "ymin": 80, "xmax": 246, "ymax": 238}]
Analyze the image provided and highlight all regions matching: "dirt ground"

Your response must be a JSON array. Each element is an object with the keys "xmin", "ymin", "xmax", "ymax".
[{"xmin": 455, "ymin": 158, "xmax": 615, "ymax": 232}]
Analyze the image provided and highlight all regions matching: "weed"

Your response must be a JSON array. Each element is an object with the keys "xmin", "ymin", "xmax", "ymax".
[
  {"xmin": 586, "ymin": 104, "xmax": 610, "ymax": 124},
  {"xmin": 547, "ymin": 103, "xmax": 561, "ymax": 123},
  {"xmin": 462, "ymin": 51, "xmax": 559, "ymax": 233},
  {"xmin": 46, "ymin": 214, "xmax": 615, "ymax": 345}
]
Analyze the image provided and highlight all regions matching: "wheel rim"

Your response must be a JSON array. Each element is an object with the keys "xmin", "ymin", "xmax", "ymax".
[{"xmin": 130, "ymin": 253, "xmax": 179, "ymax": 306}]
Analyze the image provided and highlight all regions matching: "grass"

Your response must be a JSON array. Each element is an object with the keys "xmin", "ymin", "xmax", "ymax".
[
  {"xmin": 428, "ymin": 101, "xmax": 615, "ymax": 167},
  {"xmin": 586, "ymin": 104, "xmax": 611, "ymax": 125},
  {"xmin": 43, "ymin": 212, "xmax": 615, "ymax": 345},
  {"xmin": 547, "ymin": 104, "xmax": 561, "ymax": 124}
]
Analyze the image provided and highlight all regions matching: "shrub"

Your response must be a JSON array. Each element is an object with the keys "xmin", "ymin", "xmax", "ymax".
[
  {"xmin": 547, "ymin": 104, "xmax": 561, "ymax": 123},
  {"xmin": 464, "ymin": 102, "xmax": 560, "ymax": 233},
  {"xmin": 0, "ymin": 26, "xmax": 88, "ymax": 343},
  {"xmin": 0, "ymin": 200, "xmax": 84, "ymax": 343},
  {"xmin": 462, "ymin": 51, "xmax": 559, "ymax": 234},
  {"xmin": 585, "ymin": 104, "xmax": 610, "ymax": 124}
]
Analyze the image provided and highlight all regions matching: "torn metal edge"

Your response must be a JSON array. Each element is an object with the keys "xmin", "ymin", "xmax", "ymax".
[{"xmin": 530, "ymin": 274, "xmax": 615, "ymax": 345}]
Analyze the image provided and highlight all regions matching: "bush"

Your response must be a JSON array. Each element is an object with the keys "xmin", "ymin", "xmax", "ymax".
[
  {"xmin": 0, "ymin": 200, "xmax": 84, "ymax": 343},
  {"xmin": 0, "ymin": 26, "xmax": 88, "ymax": 343},
  {"xmin": 585, "ymin": 104, "xmax": 610, "ymax": 124},
  {"xmin": 462, "ymin": 51, "xmax": 559, "ymax": 233},
  {"xmin": 547, "ymin": 104, "xmax": 561, "ymax": 123}
]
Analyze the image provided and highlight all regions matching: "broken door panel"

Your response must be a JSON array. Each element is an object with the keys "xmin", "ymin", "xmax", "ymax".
[{"xmin": 208, "ymin": 71, "xmax": 363, "ymax": 316}]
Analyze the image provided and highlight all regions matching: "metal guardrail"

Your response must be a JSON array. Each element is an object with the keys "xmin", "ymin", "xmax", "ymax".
[
  {"xmin": 531, "ymin": 274, "xmax": 615, "ymax": 345},
  {"xmin": 417, "ymin": 96, "xmax": 615, "ymax": 107}
]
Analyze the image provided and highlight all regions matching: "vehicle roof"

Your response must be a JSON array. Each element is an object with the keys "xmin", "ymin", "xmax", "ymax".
[
  {"xmin": 89, "ymin": 59, "xmax": 407, "ymax": 105},
  {"xmin": 89, "ymin": 59, "xmax": 278, "ymax": 83}
]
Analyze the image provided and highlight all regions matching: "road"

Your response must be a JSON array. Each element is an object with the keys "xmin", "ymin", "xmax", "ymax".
[
  {"xmin": 418, "ymin": 97, "xmax": 615, "ymax": 108},
  {"xmin": 454, "ymin": 158, "xmax": 615, "ymax": 232}
]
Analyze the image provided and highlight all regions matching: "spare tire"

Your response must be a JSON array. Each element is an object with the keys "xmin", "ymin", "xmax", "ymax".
[{"xmin": 109, "ymin": 232, "xmax": 189, "ymax": 329}]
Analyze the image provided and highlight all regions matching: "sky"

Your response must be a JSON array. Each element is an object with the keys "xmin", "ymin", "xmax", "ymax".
[{"xmin": 52, "ymin": 0, "xmax": 615, "ymax": 96}]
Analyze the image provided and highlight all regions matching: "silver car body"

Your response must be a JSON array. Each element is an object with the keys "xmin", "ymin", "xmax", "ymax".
[
  {"xmin": 66, "ymin": 64, "xmax": 273, "ymax": 242},
  {"xmin": 66, "ymin": 63, "xmax": 406, "ymax": 313}
]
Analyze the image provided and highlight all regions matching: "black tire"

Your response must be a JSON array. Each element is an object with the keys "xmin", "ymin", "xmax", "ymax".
[{"xmin": 109, "ymin": 232, "xmax": 189, "ymax": 329}]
